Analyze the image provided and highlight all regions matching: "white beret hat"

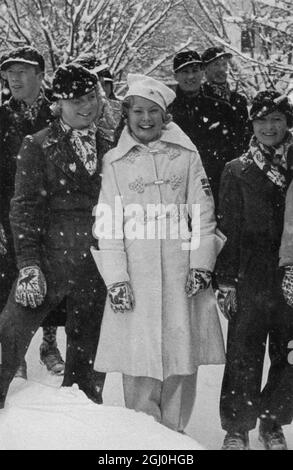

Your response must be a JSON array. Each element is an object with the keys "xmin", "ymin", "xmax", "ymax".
[{"xmin": 124, "ymin": 73, "xmax": 176, "ymax": 110}]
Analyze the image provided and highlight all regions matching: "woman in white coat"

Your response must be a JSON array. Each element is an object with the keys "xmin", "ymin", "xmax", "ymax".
[{"xmin": 91, "ymin": 74, "xmax": 226, "ymax": 432}]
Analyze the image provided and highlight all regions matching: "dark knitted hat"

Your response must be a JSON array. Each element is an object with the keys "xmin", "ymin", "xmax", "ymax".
[
  {"xmin": 52, "ymin": 63, "xmax": 98, "ymax": 100},
  {"xmin": 173, "ymin": 51, "xmax": 202, "ymax": 72},
  {"xmin": 0, "ymin": 46, "xmax": 45, "ymax": 71},
  {"xmin": 73, "ymin": 53, "xmax": 108, "ymax": 75},
  {"xmin": 250, "ymin": 90, "xmax": 293, "ymax": 126},
  {"xmin": 202, "ymin": 46, "xmax": 232, "ymax": 65}
]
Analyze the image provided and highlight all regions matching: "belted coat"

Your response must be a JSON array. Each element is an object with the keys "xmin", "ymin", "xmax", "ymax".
[{"xmin": 92, "ymin": 122, "xmax": 226, "ymax": 381}]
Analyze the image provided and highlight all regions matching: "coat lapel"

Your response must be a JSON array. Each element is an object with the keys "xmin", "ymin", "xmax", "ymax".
[
  {"xmin": 43, "ymin": 120, "xmax": 101, "ymax": 197},
  {"xmin": 240, "ymin": 160, "xmax": 277, "ymax": 196}
]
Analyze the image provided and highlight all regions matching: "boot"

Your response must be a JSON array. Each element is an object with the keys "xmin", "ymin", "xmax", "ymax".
[
  {"xmin": 259, "ymin": 420, "xmax": 288, "ymax": 450},
  {"xmin": 221, "ymin": 431, "xmax": 250, "ymax": 450},
  {"xmin": 40, "ymin": 341, "xmax": 65, "ymax": 375}
]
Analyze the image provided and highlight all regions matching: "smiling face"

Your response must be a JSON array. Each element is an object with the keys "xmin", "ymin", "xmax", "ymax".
[
  {"xmin": 4, "ymin": 62, "xmax": 44, "ymax": 104},
  {"xmin": 205, "ymin": 56, "xmax": 229, "ymax": 84},
  {"xmin": 127, "ymin": 96, "xmax": 165, "ymax": 144},
  {"xmin": 252, "ymin": 111, "xmax": 288, "ymax": 147},
  {"xmin": 60, "ymin": 89, "xmax": 99, "ymax": 129},
  {"xmin": 174, "ymin": 63, "xmax": 203, "ymax": 94}
]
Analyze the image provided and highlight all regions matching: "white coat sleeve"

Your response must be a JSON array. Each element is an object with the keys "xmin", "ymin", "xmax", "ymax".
[
  {"xmin": 186, "ymin": 150, "xmax": 226, "ymax": 271},
  {"xmin": 91, "ymin": 154, "xmax": 129, "ymax": 286},
  {"xmin": 279, "ymin": 180, "xmax": 293, "ymax": 267}
]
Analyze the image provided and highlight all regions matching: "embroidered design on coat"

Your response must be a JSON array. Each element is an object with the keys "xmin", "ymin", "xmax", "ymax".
[
  {"xmin": 123, "ymin": 148, "xmax": 140, "ymax": 164},
  {"xmin": 128, "ymin": 175, "xmax": 184, "ymax": 193},
  {"xmin": 168, "ymin": 148, "xmax": 181, "ymax": 160},
  {"xmin": 129, "ymin": 177, "xmax": 145, "ymax": 193},
  {"xmin": 169, "ymin": 175, "xmax": 183, "ymax": 189}
]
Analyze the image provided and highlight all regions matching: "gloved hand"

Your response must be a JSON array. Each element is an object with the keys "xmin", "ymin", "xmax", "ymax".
[
  {"xmin": 185, "ymin": 268, "xmax": 212, "ymax": 298},
  {"xmin": 282, "ymin": 266, "xmax": 293, "ymax": 308},
  {"xmin": 15, "ymin": 265, "xmax": 47, "ymax": 308},
  {"xmin": 0, "ymin": 223, "xmax": 7, "ymax": 256},
  {"xmin": 217, "ymin": 284, "xmax": 237, "ymax": 320},
  {"xmin": 108, "ymin": 281, "xmax": 135, "ymax": 313}
]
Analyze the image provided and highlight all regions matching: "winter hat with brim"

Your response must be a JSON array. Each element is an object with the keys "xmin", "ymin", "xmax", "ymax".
[
  {"xmin": 173, "ymin": 50, "xmax": 202, "ymax": 72},
  {"xmin": 250, "ymin": 90, "xmax": 293, "ymax": 125},
  {"xmin": 52, "ymin": 63, "xmax": 98, "ymax": 100},
  {"xmin": 202, "ymin": 46, "xmax": 232, "ymax": 65},
  {"xmin": 0, "ymin": 46, "xmax": 45, "ymax": 71},
  {"xmin": 124, "ymin": 73, "xmax": 176, "ymax": 111}
]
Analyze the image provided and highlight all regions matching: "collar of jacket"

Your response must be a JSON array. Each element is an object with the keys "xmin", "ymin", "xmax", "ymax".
[
  {"xmin": 7, "ymin": 91, "xmax": 50, "ymax": 112},
  {"xmin": 42, "ymin": 119, "xmax": 68, "ymax": 148},
  {"xmin": 41, "ymin": 119, "xmax": 101, "ymax": 196},
  {"xmin": 107, "ymin": 121, "xmax": 197, "ymax": 163},
  {"xmin": 175, "ymin": 85, "xmax": 203, "ymax": 103},
  {"xmin": 201, "ymin": 82, "xmax": 235, "ymax": 105}
]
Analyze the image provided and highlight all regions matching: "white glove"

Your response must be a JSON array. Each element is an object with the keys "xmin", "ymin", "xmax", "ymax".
[
  {"xmin": 108, "ymin": 281, "xmax": 135, "ymax": 313},
  {"xmin": 15, "ymin": 265, "xmax": 47, "ymax": 308}
]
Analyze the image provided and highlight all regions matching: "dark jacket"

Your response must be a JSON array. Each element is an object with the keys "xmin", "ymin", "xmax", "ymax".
[
  {"xmin": 170, "ymin": 83, "xmax": 250, "ymax": 208},
  {"xmin": 0, "ymin": 96, "xmax": 54, "ymax": 310},
  {"xmin": 10, "ymin": 120, "xmax": 103, "ymax": 271},
  {"xmin": 0, "ymin": 95, "xmax": 53, "ymax": 230},
  {"xmin": 216, "ymin": 156, "xmax": 289, "ymax": 306}
]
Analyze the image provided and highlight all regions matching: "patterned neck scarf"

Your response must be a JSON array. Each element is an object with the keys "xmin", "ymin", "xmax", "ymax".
[
  {"xmin": 208, "ymin": 82, "xmax": 231, "ymax": 102},
  {"xmin": 242, "ymin": 132, "xmax": 293, "ymax": 191},
  {"xmin": 18, "ymin": 88, "xmax": 46, "ymax": 124},
  {"xmin": 60, "ymin": 120, "xmax": 97, "ymax": 175}
]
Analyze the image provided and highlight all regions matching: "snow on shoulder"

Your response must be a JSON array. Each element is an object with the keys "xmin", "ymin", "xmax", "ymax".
[{"xmin": 0, "ymin": 382, "xmax": 203, "ymax": 450}]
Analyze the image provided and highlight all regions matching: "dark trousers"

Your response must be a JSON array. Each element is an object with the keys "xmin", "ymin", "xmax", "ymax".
[
  {"xmin": 220, "ymin": 284, "xmax": 293, "ymax": 432},
  {"xmin": 0, "ymin": 253, "xmax": 107, "ymax": 407}
]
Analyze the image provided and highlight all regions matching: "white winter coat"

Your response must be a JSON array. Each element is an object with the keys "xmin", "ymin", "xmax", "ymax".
[{"xmin": 92, "ymin": 122, "xmax": 226, "ymax": 380}]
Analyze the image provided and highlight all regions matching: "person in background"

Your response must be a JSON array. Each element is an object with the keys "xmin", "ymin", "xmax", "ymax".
[
  {"xmin": 200, "ymin": 46, "xmax": 250, "ymax": 208},
  {"xmin": 91, "ymin": 73, "xmax": 226, "ymax": 433},
  {"xmin": 98, "ymin": 68, "xmax": 121, "ymax": 101},
  {"xmin": 0, "ymin": 46, "xmax": 65, "ymax": 378},
  {"xmin": 216, "ymin": 90, "xmax": 293, "ymax": 450},
  {"xmin": 169, "ymin": 50, "xmax": 204, "ymax": 144},
  {"xmin": 0, "ymin": 63, "xmax": 107, "ymax": 409}
]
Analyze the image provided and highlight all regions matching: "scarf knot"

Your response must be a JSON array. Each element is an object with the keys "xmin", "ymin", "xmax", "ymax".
[
  {"xmin": 61, "ymin": 120, "xmax": 97, "ymax": 175},
  {"xmin": 242, "ymin": 132, "xmax": 293, "ymax": 191}
]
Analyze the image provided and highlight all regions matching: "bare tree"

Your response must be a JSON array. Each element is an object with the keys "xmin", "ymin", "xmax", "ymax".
[
  {"xmin": 0, "ymin": 0, "xmax": 188, "ymax": 88},
  {"xmin": 183, "ymin": 0, "xmax": 293, "ymax": 97}
]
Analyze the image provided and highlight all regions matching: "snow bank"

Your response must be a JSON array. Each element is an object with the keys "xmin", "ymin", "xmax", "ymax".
[{"xmin": 0, "ymin": 381, "xmax": 203, "ymax": 450}]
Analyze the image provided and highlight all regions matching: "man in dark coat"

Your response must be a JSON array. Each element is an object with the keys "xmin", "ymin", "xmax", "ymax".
[
  {"xmin": 168, "ymin": 50, "xmax": 204, "ymax": 144},
  {"xmin": 0, "ymin": 63, "xmax": 107, "ymax": 408},
  {"xmin": 169, "ymin": 47, "xmax": 250, "ymax": 209},
  {"xmin": 199, "ymin": 46, "xmax": 250, "ymax": 208},
  {"xmin": 216, "ymin": 91, "xmax": 293, "ymax": 450},
  {"xmin": 0, "ymin": 46, "xmax": 65, "ymax": 377}
]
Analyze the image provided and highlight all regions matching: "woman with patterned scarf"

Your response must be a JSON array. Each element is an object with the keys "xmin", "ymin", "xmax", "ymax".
[
  {"xmin": 0, "ymin": 63, "xmax": 107, "ymax": 409},
  {"xmin": 216, "ymin": 90, "xmax": 293, "ymax": 450}
]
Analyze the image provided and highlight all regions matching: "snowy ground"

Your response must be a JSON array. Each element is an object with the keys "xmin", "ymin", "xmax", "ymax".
[{"xmin": 0, "ymin": 316, "xmax": 293, "ymax": 450}]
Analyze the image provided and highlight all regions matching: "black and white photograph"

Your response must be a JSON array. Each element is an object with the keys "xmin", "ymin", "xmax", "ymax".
[{"xmin": 0, "ymin": 0, "xmax": 293, "ymax": 453}]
